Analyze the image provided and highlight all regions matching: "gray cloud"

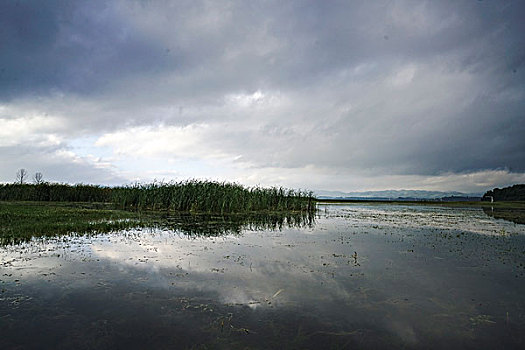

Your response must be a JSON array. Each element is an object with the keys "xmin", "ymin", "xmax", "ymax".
[
  {"xmin": 0, "ymin": 144, "xmax": 125, "ymax": 185},
  {"xmin": 1, "ymin": 0, "xmax": 524, "ymax": 190},
  {"xmin": 0, "ymin": 0, "xmax": 172, "ymax": 99}
]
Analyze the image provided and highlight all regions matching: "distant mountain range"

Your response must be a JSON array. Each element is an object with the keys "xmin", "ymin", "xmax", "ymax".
[{"xmin": 314, "ymin": 189, "xmax": 483, "ymax": 200}]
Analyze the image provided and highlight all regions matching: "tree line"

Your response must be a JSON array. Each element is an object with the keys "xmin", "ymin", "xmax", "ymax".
[{"xmin": 482, "ymin": 184, "xmax": 525, "ymax": 202}]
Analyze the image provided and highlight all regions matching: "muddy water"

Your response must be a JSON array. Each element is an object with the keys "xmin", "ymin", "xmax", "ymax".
[{"xmin": 1, "ymin": 204, "xmax": 524, "ymax": 349}]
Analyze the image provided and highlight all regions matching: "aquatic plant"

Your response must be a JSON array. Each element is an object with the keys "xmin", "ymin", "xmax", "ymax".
[
  {"xmin": 111, "ymin": 180, "xmax": 315, "ymax": 213},
  {"xmin": 0, "ymin": 180, "xmax": 315, "ymax": 214}
]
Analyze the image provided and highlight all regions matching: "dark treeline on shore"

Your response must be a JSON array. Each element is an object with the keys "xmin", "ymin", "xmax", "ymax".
[
  {"xmin": 483, "ymin": 184, "xmax": 525, "ymax": 202},
  {"xmin": 0, "ymin": 183, "xmax": 111, "ymax": 202},
  {"xmin": 0, "ymin": 180, "xmax": 315, "ymax": 214}
]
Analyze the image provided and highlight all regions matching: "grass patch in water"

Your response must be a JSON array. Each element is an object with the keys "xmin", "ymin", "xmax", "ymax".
[{"xmin": 0, "ymin": 201, "xmax": 150, "ymax": 245}]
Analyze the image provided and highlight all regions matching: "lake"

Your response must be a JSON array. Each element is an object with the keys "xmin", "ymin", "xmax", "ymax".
[{"xmin": 1, "ymin": 203, "xmax": 524, "ymax": 349}]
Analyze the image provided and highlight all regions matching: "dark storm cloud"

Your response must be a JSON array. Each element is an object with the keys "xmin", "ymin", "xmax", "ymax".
[
  {"xmin": 1, "ymin": 0, "xmax": 525, "ymax": 187},
  {"xmin": 0, "ymin": 0, "xmax": 172, "ymax": 99},
  {"xmin": 2, "ymin": 0, "xmax": 519, "ymax": 99},
  {"xmin": 2, "ymin": 0, "xmax": 523, "ymax": 98}
]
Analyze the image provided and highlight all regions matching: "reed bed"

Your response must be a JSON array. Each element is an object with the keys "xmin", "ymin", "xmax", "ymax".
[{"xmin": 0, "ymin": 180, "xmax": 315, "ymax": 214}]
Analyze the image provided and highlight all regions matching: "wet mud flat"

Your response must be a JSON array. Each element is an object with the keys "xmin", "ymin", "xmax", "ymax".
[{"xmin": 1, "ymin": 204, "xmax": 524, "ymax": 349}]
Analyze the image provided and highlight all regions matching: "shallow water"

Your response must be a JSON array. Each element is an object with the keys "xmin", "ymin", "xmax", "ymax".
[{"xmin": 1, "ymin": 204, "xmax": 524, "ymax": 349}]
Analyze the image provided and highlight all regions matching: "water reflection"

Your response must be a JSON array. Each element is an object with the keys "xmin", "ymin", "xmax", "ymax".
[
  {"xmin": 155, "ymin": 211, "xmax": 315, "ymax": 236},
  {"xmin": 482, "ymin": 206, "xmax": 525, "ymax": 225},
  {"xmin": 0, "ymin": 210, "xmax": 315, "ymax": 246},
  {"xmin": 1, "ymin": 204, "xmax": 524, "ymax": 349}
]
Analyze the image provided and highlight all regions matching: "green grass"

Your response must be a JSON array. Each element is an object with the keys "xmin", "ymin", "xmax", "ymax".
[{"xmin": 0, "ymin": 201, "xmax": 150, "ymax": 245}]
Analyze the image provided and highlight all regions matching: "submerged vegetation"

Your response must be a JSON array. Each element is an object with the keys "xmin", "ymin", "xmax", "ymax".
[
  {"xmin": 482, "ymin": 206, "xmax": 525, "ymax": 225},
  {"xmin": 0, "ymin": 180, "xmax": 315, "ymax": 214}
]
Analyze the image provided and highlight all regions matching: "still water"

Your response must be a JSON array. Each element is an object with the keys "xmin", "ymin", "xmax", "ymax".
[{"xmin": 1, "ymin": 204, "xmax": 524, "ymax": 349}]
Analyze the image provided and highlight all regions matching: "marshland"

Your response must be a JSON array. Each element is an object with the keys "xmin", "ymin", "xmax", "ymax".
[
  {"xmin": 1, "ymin": 182, "xmax": 524, "ymax": 349},
  {"xmin": 0, "ymin": 181, "xmax": 315, "ymax": 245},
  {"xmin": 4, "ymin": 0, "xmax": 525, "ymax": 347}
]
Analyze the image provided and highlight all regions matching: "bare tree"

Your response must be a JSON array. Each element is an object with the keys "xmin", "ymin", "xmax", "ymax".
[
  {"xmin": 33, "ymin": 172, "xmax": 44, "ymax": 184},
  {"xmin": 16, "ymin": 168, "xmax": 28, "ymax": 184}
]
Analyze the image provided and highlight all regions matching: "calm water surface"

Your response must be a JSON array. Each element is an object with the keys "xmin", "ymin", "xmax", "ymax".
[{"xmin": 1, "ymin": 204, "xmax": 524, "ymax": 349}]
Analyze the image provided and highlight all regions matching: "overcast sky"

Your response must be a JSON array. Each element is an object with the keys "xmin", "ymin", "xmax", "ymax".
[{"xmin": 1, "ymin": 0, "xmax": 524, "ymax": 193}]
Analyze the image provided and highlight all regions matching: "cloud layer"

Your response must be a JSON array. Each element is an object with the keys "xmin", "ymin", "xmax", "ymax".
[{"xmin": 1, "ymin": 0, "xmax": 524, "ymax": 192}]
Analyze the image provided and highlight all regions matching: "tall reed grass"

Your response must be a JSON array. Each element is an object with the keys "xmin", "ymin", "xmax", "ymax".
[{"xmin": 0, "ymin": 180, "xmax": 315, "ymax": 213}]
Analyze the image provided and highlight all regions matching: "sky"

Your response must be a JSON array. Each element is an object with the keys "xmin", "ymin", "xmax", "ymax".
[{"xmin": 1, "ymin": 0, "xmax": 525, "ymax": 193}]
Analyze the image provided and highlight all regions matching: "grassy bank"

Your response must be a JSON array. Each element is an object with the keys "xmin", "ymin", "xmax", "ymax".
[{"xmin": 0, "ymin": 180, "xmax": 315, "ymax": 214}]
